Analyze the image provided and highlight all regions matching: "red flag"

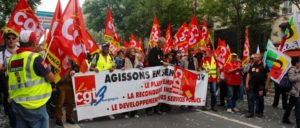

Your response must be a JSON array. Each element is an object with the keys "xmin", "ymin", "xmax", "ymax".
[
  {"xmin": 242, "ymin": 28, "xmax": 250, "ymax": 66},
  {"xmin": 149, "ymin": 17, "xmax": 161, "ymax": 48},
  {"xmin": 174, "ymin": 22, "xmax": 190, "ymax": 54},
  {"xmin": 215, "ymin": 38, "xmax": 231, "ymax": 70},
  {"xmin": 128, "ymin": 34, "xmax": 143, "ymax": 51},
  {"xmin": 5, "ymin": 0, "xmax": 44, "ymax": 38},
  {"xmin": 44, "ymin": 0, "xmax": 68, "ymax": 83},
  {"xmin": 76, "ymin": 6, "xmax": 99, "ymax": 54},
  {"xmin": 189, "ymin": 15, "xmax": 201, "ymax": 48},
  {"xmin": 163, "ymin": 24, "xmax": 173, "ymax": 54},
  {"xmin": 137, "ymin": 38, "xmax": 144, "ymax": 53},
  {"xmin": 0, "ymin": 31, "xmax": 3, "ymax": 45},
  {"xmin": 172, "ymin": 66, "xmax": 197, "ymax": 99},
  {"xmin": 199, "ymin": 19, "xmax": 210, "ymax": 48},
  {"xmin": 123, "ymin": 40, "xmax": 130, "ymax": 48},
  {"xmin": 104, "ymin": 8, "xmax": 120, "ymax": 55},
  {"xmin": 45, "ymin": 0, "xmax": 62, "ymax": 47},
  {"xmin": 54, "ymin": 0, "xmax": 87, "ymax": 73}
]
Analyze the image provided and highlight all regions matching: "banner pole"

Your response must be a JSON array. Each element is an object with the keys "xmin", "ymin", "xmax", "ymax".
[{"xmin": 43, "ymin": 36, "xmax": 54, "ymax": 61}]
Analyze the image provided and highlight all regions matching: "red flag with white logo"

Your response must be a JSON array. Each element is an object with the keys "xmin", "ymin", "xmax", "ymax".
[
  {"xmin": 149, "ymin": 17, "xmax": 161, "ymax": 48},
  {"xmin": 215, "ymin": 38, "xmax": 231, "ymax": 71},
  {"xmin": 189, "ymin": 15, "xmax": 201, "ymax": 48},
  {"xmin": 174, "ymin": 22, "xmax": 190, "ymax": 54},
  {"xmin": 163, "ymin": 24, "xmax": 173, "ymax": 54},
  {"xmin": 199, "ymin": 19, "xmax": 210, "ymax": 48},
  {"xmin": 172, "ymin": 66, "xmax": 197, "ymax": 99},
  {"xmin": 5, "ymin": 0, "xmax": 44, "ymax": 38},
  {"xmin": 54, "ymin": 0, "xmax": 87, "ymax": 73},
  {"xmin": 242, "ymin": 28, "xmax": 250, "ymax": 66},
  {"xmin": 104, "ymin": 8, "xmax": 120, "ymax": 55}
]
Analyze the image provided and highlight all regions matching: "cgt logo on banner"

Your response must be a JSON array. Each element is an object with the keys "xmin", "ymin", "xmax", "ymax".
[
  {"xmin": 74, "ymin": 75, "xmax": 107, "ymax": 107},
  {"xmin": 172, "ymin": 66, "xmax": 197, "ymax": 99}
]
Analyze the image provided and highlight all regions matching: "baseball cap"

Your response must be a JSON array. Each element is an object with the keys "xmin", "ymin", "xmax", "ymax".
[
  {"xmin": 101, "ymin": 42, "xmax": 110, "ymax": 47},
  {"xmin": 231, "ymin": 53, "xmax": 238, "ymax": 56},
  {"xmin": 19, "ymin": 30, "xmax": 37, "ymax": 44}
]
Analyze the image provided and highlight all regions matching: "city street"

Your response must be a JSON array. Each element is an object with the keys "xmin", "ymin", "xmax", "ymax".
[
  {"xmin": 44, "ymin": 94, "xmax": 296, "ymax": 128},
  {"xmin": 0, "ymin": 94, "xmax": 296, "ymax": 128}
]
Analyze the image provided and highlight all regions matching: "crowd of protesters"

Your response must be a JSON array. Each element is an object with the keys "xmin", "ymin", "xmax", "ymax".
[{"xmin": 0, "ymin": 32, "xmax": 299, "ymax": 128}]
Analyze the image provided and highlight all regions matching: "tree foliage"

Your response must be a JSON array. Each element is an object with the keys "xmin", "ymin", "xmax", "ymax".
[
  {"xmin": 83, "ymin": 0, "xmax": 281, "ymax": 54},
  {"xmin": 0, "ymin": 0, "xmax": 41, "ymax": 29}
]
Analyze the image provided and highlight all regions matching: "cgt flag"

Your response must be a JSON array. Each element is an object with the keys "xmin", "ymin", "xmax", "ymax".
[
  {"xmin": 189, "ymin": 15, "xmax": 201, "ymax": 48},
  {"xmin": 44, "ymin": 0, "xmax": 69, "ymax": 83},
  {"xmin": 104, "ymin": 8, "xmax": 120, "ymax": 55},
  {"xmin": 172, "ymin": 66, "xmax": 197, "ymax": 99},
  {"xmin": 163, "ymin": 23, "xmax": 173, "ymax": 54},
  {"xmin": 264, "ymin": 40, "xmax": 291, "ymax": 84},
  {"xmin": 54, "ymin": 0, "xmax": 88, "ymax": 73},
  {"xmin": 242, "ymin": 28, "xmax": 250, "ymax": 66},
  {"xmin": 215, "ymin": 38, "xmax": 231, "ymax": 71},
  {"xmin": 149, "ymin": 17, "xmax": 161, "ymax": 48},
  {"xmin": 5, "ymin": 0, "xmax": 44, "ymax": 38},
  {"xmin": 174, "ymin": 22, "xmax": 190, "ymax": 54}
]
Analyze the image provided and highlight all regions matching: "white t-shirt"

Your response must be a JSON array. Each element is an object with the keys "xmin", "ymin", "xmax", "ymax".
[{"xmin": 0, "ymin": 49, "xmax": 14, "ymax": 67}]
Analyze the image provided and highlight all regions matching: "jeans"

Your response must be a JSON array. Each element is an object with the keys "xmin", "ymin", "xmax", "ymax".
[
  {"xmin": 208, "ymin": 82, "xmax": 217, "ymax": 108},
  {"xmin": 55, "ymin": 82, "xmax": 74, "ymax": 121},
  {"xmin": 295, "ymin": 96, "xmax": 300, "ymax": 128},
  {"xmin": 11, "ymin": 101, "xmax": 49, "ymax": 128},
  {"xmin": 247, "ymin": 88, "xmax": 264, "ymax": 114},
  {"xmin": 219, "ymin": 80, "xmax": 227, "ymax": 105},
  {"xmin": 239, "ymin": 78, "xmax": 244, "ymax": 100},
  {"xmin": 283, "ymin": 96, "xmax": 296, "ymax": 121},
  {"xmin": 227, "ymin": 85, "xmax": 240, "ymax": 109},
  {"xmin": 273, "ymin": 83, "xmax": 288, "ymax": 109}
]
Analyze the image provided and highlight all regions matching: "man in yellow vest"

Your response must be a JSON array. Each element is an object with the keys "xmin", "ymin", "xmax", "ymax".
[
  {"xmin": 199, "ymin": 48, "xmax": 220, "ymax": 111},
  {"xmin": 90, "ymin": 42, "xmax": 115, "ymax": 73},
  {"xmin": 7, "ymin": 30, "xmax": 54, "ymax": 128},
  {"xmin": 90, "ymin": 42, "xmax": 116, "ymax": 119}
]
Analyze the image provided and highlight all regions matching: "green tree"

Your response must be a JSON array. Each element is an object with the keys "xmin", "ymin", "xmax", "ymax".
[
  {"xmin": 0, "ymin": 0, "xmax": 41, "ymax": 29},
  {"xmin": 201, "ymin": 0, "xmax": 281, "ymax": 55},
  {"xmin": 83, "ymin": 0, "xmax": 198, "ymax": 44}
]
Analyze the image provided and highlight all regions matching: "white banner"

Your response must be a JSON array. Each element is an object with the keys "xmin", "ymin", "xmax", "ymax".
[{"xmin": 72, "ymin": 66, "xmax": 208, "ymax": 121}]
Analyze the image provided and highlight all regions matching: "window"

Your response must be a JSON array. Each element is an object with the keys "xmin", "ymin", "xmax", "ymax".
[{"xmin": 282, "ymin": 1, "xmax": 292, "ymax": 15}]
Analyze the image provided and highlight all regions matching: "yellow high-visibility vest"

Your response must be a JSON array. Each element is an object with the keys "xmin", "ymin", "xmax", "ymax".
[
  {"xmin": 7, "ymin": 51, "xmax": 52, "ymax": 109},
  {"xmin": 202, "ymin": 56, "xmax": 217, "ymax": 79},
  {"xmin": 96, "ymin": 53, "xmax": 114, "ymax": 71}
]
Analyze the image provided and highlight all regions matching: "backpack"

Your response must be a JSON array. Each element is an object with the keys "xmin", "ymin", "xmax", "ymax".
[{"xmin": 278, "ymin": 68, "xmax": 293, "ymax": 92}]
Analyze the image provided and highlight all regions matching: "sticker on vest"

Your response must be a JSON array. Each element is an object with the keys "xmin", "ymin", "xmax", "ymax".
[{"xmin": 10, "ymin": 59, "xmax": 24, "ymax": 72}]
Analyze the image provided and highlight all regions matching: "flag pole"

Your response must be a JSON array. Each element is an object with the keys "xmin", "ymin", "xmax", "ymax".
[{"xmin": 43, "ymin": 36, "xmax": 54, "ymax": 61}]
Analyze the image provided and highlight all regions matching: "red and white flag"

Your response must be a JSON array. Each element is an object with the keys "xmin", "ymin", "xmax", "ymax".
[
  {"xmin": 5, "ymin": 0, "xmax": 44, "ymax": 39},
  {"xmin": 104, "ymin": 8, "xmax": 120, "ymax": 55},
  {"xmin": 174, "ymin": 22, "xmax": 190, "ymax": 54},
  {"xmin": 163, "ymin": 24, "xmax": 173, "ymax": 54},
  {"xmin": 189, "ymin": 15, "xmax": 201, "ymax": 48},
  {"xmin": 54, "ymin": 0, "xmax": 88, "ymax": 73},
  {"xmin": 199, "ymin": 19, "xmax": 210, "ymax": 48},
  {"xmin": 172, "ymin": 66, "xmax": 198, "ymax": 99},
  {"xmin": 215, "ymin": 38, "xmax": 231, "ymax": 70},
  {"xmin": 149, "ymin": 17, "xmax": 161, "ymax": 48},
  {"xmin": 242, "ymin": 28, "xmax": 250, "ymax": 66}
]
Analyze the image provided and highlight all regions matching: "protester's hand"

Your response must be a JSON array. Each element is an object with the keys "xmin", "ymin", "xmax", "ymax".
[
  {"xmin": 265, "ymin": 86, "xmax": 269, "ymax": 93},
  {"xmin": 70, "ymin": 70, "xmax": 76, "ymax": 76},
  {"xmin": 121, "ymin": 67, "xmax": 125, "ymax": 71},
  {"xmin": 109, "ymin": 68, "xmax": 114, "ymax": 73},
  {"xmin": 245, "ymin": 85, "xmax": 249, "ymax": 91},
  {"xmin": 259, "ymin": 91, "xmax": 263, "ymax": 96},
  {"xmin": 94, "ymin": 68, "xmax": 99, "ymax": 73}
]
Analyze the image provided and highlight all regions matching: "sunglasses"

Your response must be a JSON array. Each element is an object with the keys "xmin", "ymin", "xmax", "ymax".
[{"xmin": 7, "ymin": 37, "xmax": 16, "ymax": 40}]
